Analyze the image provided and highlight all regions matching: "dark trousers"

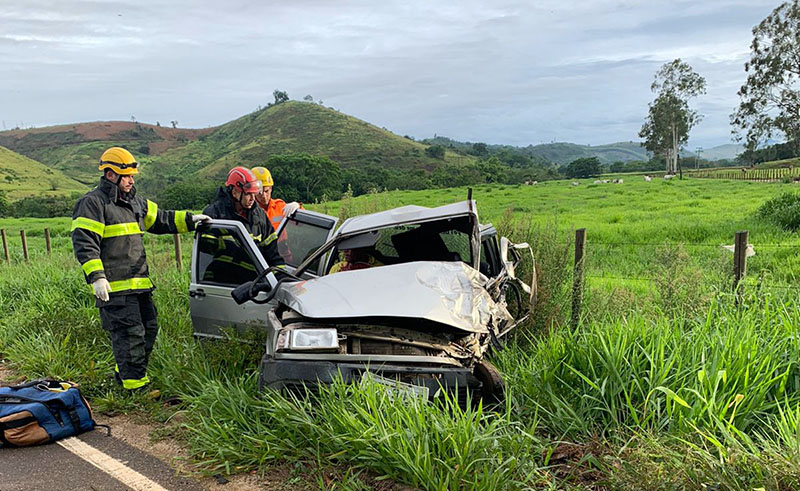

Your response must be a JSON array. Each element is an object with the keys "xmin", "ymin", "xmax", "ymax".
[{"xmin": 99, "ymin": 292, "xmax": 158, "ymax": 389}]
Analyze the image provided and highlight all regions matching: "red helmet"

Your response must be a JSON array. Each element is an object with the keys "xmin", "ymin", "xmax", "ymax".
[{"xmin": 225, "ymin": 166, "xmax": 262, "ymax": 194}]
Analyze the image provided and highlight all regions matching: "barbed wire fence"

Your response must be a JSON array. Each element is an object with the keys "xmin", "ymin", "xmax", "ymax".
[{"xmin": 568, "ymin": 229, "xmax": 800, "ymax": 326}]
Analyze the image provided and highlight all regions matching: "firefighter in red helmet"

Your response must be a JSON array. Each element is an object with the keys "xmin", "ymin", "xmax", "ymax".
[{"xmin": 202, "ymin": 166, "xmax": 286, "ymax": 272}]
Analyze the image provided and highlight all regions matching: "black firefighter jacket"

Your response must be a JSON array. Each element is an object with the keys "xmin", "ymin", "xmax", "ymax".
[
  {"xmin": 203, "ymin": 187, "xmax": 286, "ymax": 270},
  {"xmin": 71, "ymin": 177, "xmax": 197, "ymax": 296}
]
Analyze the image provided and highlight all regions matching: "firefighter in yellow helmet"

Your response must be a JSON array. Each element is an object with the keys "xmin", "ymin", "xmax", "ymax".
[
  {"xmin": 251, "ymin": 167, "xmax": 302, "ymax": 232},
  {"xmin": 71, "ymin": 147, "xmax": 210, "ymax": 392}
]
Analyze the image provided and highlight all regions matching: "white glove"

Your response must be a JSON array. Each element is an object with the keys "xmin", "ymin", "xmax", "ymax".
[
  {"xmin": 92, "ymin": 278, "xmax": 112, "ymax": 302},
  {"xmin": 282, "ymin": 202, "xmax": 301, "ymax": 217},
  {"xmin": 192, "ymin": 213, "xmax": 211, "ymax": 224}
]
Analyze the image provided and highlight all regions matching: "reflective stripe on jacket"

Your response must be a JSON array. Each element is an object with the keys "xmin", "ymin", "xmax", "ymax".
[{"xmin": 71, "ymin": 177, "xmax": 196, "ymax": 295}]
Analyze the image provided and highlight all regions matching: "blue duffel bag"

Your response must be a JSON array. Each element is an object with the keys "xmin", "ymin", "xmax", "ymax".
[{"xmin": 0, "ymin": 379, "xmax": 104, "ymax": 447}]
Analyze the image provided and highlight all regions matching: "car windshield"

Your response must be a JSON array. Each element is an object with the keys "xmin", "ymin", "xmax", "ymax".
[{"xmin": 324, "ymin": 215, "xmax": 474, "ymax": 274}]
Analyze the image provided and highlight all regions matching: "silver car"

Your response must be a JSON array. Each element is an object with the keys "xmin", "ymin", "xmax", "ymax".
[{"xmin": 190, "ymin": 200, "xmax": 535, "ymax": 403}]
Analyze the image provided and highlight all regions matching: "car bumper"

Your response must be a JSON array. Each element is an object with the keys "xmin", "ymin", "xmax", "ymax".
[{"xmin": 258, "ymin": 357, "xmax": 482, "ymax": 402}]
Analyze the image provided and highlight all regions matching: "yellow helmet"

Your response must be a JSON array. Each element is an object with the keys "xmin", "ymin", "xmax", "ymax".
[
  {"xmin": 98, "ymin": 147, "xmax": 139, "ymax": 175},
  {"xmin": 251, "ymin": 166, "xmax": 274, "ymax": 187}
]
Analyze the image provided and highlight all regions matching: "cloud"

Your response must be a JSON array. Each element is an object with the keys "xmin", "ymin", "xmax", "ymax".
[{"xmin": 0, "ymin": 0, "xmax": 781, "ymax": 148}]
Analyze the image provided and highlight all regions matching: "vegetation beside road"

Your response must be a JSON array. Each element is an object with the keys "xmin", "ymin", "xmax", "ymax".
[{"xmin": 1, "ymin": 177, "xmax": 799, "ymax": 489}]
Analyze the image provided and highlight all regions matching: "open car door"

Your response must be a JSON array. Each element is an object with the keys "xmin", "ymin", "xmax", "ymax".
[
  {"xmin": 190, "ymin": 220, "xmax": 275, "ymax": 339},
  {"xmin": 274, "ymin": 209, "xmax": 338, "ymax": 278}
]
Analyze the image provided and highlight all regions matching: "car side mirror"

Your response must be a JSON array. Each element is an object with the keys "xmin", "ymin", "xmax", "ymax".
[
  {"xmin": 231, "ymin": 281, "xmax": 255, "ymax": 304},
  {"xmin": 231, "ymin": 280, "xmax": 274, "ymax": 304}
]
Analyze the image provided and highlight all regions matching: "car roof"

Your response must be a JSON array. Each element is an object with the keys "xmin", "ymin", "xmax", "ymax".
[{"xmin": 335, "ymin": 200, "xmax": 478, "ymax": 237}]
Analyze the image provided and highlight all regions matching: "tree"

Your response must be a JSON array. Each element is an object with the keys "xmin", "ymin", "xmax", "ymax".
[
  {"xmin": 264, "ymin": 153, "xmax": 341, "ymax": 202},
  {"xmin": 425, "ymin": 144, "xmax": 446, "ymax": 159},
  {"xmin": 170, "ymin": 120, "xmax": 178, "ymax": 129},
  {"xmin": 640, "ymin": 93, "xmax": 696, "ymax": 175},
  {"xmin": 563, "ymin": 157, "xmax": 601, "ymax": 178},
  {"xmin": 471, "ymin": 142, "xmax": 488, "ymax": 156},
  {"xmin": 273, "ymin": 89, "xmax": 289, "ymax": 105},
  {"xmin": 609, "ymin": 161, "xmax": 626, "ymax": 173},
  {"xmin": 160, "ymin": 180, "xmax": 218, "ymax": 210},
  {"xmin": 476, "ymin": 156, "xmax": 506, "ymax": 183},
  {"xmin": 639, "ymin": 59, "xmax": 706, "ymax": 174},
  {"xmin": 732, "ymin": 0, "xmax": 800, "ymax": 152},
  {"xmin": 303, "ymin": 94, "xmax": 314, "ymax": 102}
]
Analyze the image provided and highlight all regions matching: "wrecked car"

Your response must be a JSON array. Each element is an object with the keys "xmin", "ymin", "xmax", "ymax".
[{"xmin": 189, "ymin": 200, "xmax": 535, "ymax": 403}]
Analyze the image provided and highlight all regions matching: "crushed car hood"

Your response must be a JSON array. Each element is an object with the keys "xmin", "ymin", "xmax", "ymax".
[{"xmin": 274, "ymin": 261, "xmax": 512, "ymax": 333}]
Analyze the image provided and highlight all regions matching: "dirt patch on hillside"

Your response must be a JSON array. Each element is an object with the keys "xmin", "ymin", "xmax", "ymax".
[{"xmin": 0, "ymin": 121, "xmax": 214, "ymax": 152}]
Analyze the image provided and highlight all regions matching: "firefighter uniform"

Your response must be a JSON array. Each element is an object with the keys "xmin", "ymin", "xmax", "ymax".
[
  {"xmin": 203, "ymin": 187, "xmax": 286, "ymax": 270},
  {"xmin": 71, "ymin": 177, "xmax": 198, "ymax": 390}
]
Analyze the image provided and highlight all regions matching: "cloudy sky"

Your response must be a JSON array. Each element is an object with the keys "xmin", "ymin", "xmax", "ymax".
[{"xmin": 0, "ymin": 0, "xmax": 780, "ymax": 149}]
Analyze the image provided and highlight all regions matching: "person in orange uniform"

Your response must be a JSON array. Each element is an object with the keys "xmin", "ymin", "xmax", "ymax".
[{"xmin": 251, "ymin": 167, "xmax": 302, "ymax": 231}]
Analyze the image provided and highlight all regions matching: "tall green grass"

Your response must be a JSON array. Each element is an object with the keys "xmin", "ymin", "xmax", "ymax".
[{"xmin": 2, "ymin": 178, "xmax": 800, "ymax": 489}]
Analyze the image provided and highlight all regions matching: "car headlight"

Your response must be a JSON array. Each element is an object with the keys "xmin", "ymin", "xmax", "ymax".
[{"xmin": 286, "ymin": 328, "xmax": 339, "ymax": 350}]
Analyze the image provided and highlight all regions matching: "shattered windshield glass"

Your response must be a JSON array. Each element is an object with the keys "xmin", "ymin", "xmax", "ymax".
[{"xmin": 326, "ymin": 216, "xmax": 475, "ymax": 273}]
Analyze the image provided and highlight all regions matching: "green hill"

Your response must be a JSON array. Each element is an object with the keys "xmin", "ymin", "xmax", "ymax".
[
  {"xmin": 525, "ymin": 141, "xmax": 648, "ymax": 165},
  {"xmin": 145, "ymin": 101, "xmax": 474, "ymax": 183},
  {"xmin": 423, "ymin": 136, "xmax": 649, "ymax": 165},
  {"xmin": 0, "ymin": 122, "xmax": 212, "ymax": 186},
  {"xmin": 0, "ymin": 146, "xmax": 88, "ymax": 199}
]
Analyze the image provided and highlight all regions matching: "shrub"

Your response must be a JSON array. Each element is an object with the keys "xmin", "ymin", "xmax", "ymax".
[
  {"xmin": 159, "ymin": 180, "xmax": 219, "ymax": 210},
  {"xmin": 0, "ymin": 191, "xmax": 8, "ymax": 217},
  {"xmin": 425, "ymin": 144, "xmax": 446, "ymax": 159},
  {"xmin": 11, "ymin": 193, "xmax": 81, "ymax": 218},
  {"xmin": 757, "ymin": 192, "xmax": 800, "ymax": 231}
]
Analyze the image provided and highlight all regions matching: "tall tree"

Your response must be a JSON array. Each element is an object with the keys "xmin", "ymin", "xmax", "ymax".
[
  {"xmin": 731, "ymin": 0, "xmax": 800, "ymax": 152},
  {"xmin": 639, "ymin": 59, "xmax": 706, "ymax": 174}
]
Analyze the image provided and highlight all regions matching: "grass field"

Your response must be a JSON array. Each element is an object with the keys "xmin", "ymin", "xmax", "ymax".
[{"xmin": 1, "ymin": 177, "xmax": 799, "ymax": 489}]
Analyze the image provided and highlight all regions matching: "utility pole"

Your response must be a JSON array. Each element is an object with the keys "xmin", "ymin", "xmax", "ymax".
[{"xmin": 695, "ymin": 147, "xmax": 703, "ymax": 169}]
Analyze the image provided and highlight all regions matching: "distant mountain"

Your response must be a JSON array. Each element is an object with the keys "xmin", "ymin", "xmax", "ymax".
[
  {"xmin": 525, "ymin": 141, "xmax": 649, "ymax": 165},
  {"xmin": 423, "ymin": 137, "xmax": 648, "ymax": 165},
  {"xmin": 147, "ymin": 101, "xmax": 474, "ymax": 182},
  {"xmin": 0, "ymin": 145, "xmax": 87, "ymax": 199},
  {"xmin": 0, "ymin": 103, "xmax": 474, "ymax": 195},
  {"xmin": 0, "ymin": 122, "xmax": 212, "ymax": 185},
  {"xmin": 692, "ymin": 144, "xmax": 743, "ymax": 161},
  {"xmin": 424, "ymin": 136, "xmax": 744, "ymax": 165}
]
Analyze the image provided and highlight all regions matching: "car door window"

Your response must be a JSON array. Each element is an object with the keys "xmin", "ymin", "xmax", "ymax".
[
  {"xmin": 196, "ymin": 226, "xmax": 262, "ymax": 287},
  {"xmin": 480, "ymin": 235, "xmax": 500, "ymax": 278},
  {"xmin": 276, "ymin": 211, "xmax": 338, "ymax": 272}
]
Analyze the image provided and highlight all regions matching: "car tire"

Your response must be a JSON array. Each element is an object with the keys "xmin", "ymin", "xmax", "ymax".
[{"xmin": 473, "ymin": 360, "xmax": 505, "ymax": 405}]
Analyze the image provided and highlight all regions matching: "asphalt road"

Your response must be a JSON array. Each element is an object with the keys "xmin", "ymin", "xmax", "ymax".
[{"xmin": 0, "ymin": 428, "xmax": 202, "ymax": 491}]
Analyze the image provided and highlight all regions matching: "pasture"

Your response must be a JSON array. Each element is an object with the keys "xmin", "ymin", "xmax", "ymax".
[{"xmin": 1, "ymin": 177, "xmax": 799, "ymax": 489}]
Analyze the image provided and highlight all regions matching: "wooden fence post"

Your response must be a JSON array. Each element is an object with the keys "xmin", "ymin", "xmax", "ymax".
[
  {"xmin": 571, "ymin": 228, "xmax": 587, "ymax": 329},
  {"xmin": 20, "ymin": 230, "xmax": 28, "ymax": 262},
  {"xmin": 44, "ymin": 228, "xmax": 51, "ymax": 255},
  {"xmin": 173, "ymin": 234, "xmax": 182, "ymax": 271},
  {"xmin": 733, "ymin": 230, "xmax": 749, "ymax": 301},
  {"xmin": 1, "ymin": 229, "xmax": 8, "ymax": 263}
]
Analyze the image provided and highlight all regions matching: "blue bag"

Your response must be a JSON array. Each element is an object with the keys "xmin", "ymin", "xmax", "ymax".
[{"xmin": 0, "ymin": 379, "xmax": 100, "ymax": 447}]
